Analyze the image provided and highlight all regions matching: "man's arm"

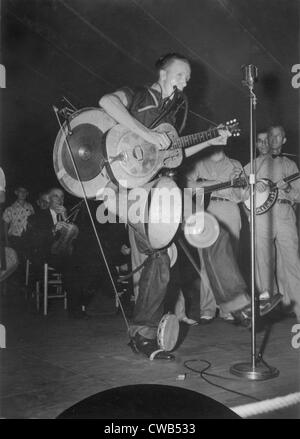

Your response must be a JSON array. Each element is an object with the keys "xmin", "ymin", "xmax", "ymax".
[
  {"xmin": 99, "ymin": 91, "xmax": 170, "ymax": 150},
  {"xmin": 185, "ymin": 162, "xmax": 219, "ymax": 195},
  {"xmin": 277, "ymin": 159, "xmax": 300, "ymax": 202},
  {"xmin": 184, "ymin": 127, "xmax": 231, "ymax": 158}
]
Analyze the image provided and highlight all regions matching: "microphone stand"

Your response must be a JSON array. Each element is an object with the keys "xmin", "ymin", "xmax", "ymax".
[{"xmin": 230, "ymin": 65, "xmax": 279, "ymax": 380}]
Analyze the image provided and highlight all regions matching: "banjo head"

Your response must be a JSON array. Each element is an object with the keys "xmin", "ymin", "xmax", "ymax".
[{"xmin": 244, "ymin": 178, "xmax": 278, "ymax": 215}]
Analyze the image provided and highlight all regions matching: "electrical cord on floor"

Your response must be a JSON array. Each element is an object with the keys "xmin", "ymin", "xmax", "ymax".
[{"xmin": 184, "ymin": 359, "xmax": 261, "ymax": 402}]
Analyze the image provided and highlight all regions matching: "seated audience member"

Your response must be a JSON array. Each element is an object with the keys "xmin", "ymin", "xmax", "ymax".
[
  {"xmin": 36, "ymin": 191, "xmax": 50, "ymax": 211},
  {"xmin": 28, "ymin": 187, "xmax": 86, "ymax": 318}
]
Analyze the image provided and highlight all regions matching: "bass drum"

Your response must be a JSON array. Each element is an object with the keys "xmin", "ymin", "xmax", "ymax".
[
  {"xmin": 105, "ymin": 176, "xmax": 182, "ymax": 250},
  {"xmin": 53, "ymin": 107, "xmax": 116, "ymax": 199}
]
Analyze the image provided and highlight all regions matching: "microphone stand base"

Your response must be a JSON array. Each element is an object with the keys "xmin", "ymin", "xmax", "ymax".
[{"xmin": 230, "ymin": 361, "xmax": 279, "ymax": 381}]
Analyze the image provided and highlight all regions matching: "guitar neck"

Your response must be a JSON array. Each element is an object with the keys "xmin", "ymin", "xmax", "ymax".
[{"xmin": 172, "ymin": 127, "xmax": 220, "ymax": 149}]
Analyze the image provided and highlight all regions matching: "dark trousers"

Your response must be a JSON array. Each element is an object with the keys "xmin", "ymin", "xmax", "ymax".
[
  {"xmin": 201, "ymin": 226, "xmax": 249, "ymax": 313},
  {"xmin": 129, "ymin": 224, "xmax": 250, "ymax": 339},
  {"xmin": 130, "ymin": 249, "xmax": 170, "ymax": 339}
]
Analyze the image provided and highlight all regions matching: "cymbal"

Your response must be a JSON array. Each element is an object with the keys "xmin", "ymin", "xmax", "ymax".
[
  {"xmin": 61, "ymin": 124, "xmax": 106, "ymax": 182},
  {"xmin": 53, "ymin": 107, "xmax": 116, "ymax": 199}
]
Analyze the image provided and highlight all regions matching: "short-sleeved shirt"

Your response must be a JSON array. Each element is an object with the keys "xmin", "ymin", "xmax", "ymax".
[
  {"xmin": 3, "ymin": 201, "xmax": 35, "ymax": 237},
  {"xmin": 119, "ymin": 86, "xmax": 179, "ymax": 129},
  {"xmin": 0, "ymin": 167, "xmax": 5, "ymax": 192},
  {"xmin": 186, "ymin": 155, "xmax": 244, "ymax": 202},
  {"xmin": 244, "ymin": 154, "xmax": 300, "ymax": 203}
]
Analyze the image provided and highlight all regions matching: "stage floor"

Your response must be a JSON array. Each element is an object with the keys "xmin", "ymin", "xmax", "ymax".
[{"xmin": 0, "ymin": 283, "xmax": 299, "ymax": 419}]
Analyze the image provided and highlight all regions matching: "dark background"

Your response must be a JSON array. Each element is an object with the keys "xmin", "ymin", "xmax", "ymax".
[{"xmin": 1, "ymin": 0, "xmax": 299, "ymax": 205}]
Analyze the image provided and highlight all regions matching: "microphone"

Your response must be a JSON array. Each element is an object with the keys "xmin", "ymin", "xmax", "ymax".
[{"xmin": 241, "ymin": 64, "xmax": 258, "ymax": 87}]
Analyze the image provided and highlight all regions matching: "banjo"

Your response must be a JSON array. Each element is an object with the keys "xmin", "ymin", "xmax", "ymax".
[{"xmin": 243, "ymin": 171, "xmax": 300, "ymax": 215}]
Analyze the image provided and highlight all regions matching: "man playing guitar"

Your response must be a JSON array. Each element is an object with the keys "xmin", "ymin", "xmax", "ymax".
[{"xmin": 99, "ymin": 53, "xmax": 230, "ymax": 360}]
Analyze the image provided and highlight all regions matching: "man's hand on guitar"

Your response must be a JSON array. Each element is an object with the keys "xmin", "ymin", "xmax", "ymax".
[
  {"xmin": 277, "ymin": 179, "xmax": 291, "ymax": 192},
  {"xmin": 208, "ymin": 126, "xmax": 231, "ymax": 146},
  {"xmin": 229, "ymin": 167, "xmax": 242, "ymax": 183},
  {"xmin": 145, "ymin": 130, "xmax": 171, "ymax": 150}
]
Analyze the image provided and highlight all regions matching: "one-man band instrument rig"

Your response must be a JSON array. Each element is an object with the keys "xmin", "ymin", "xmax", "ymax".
[{"xmin": 52, "ymin": 102, "xmax": 237, "ymax": 355}]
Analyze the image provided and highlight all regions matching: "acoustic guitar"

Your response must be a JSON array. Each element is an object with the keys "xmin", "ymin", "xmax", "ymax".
[{"xmin": 105, "ymin": 120, "xmax": 240, "ymax": 188}]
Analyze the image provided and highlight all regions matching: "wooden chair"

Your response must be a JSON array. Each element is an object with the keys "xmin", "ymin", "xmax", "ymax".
[{"xmin": 35, "ymin": 263, "xmax": 67, "ymax": 316}]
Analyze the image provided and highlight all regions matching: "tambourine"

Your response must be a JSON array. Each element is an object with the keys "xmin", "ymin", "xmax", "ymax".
[{"xmin": 149, "ymin": 313, "xmax": 179, "ymax": 360}]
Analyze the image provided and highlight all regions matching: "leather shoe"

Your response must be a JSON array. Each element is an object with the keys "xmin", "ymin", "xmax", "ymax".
[
  {"xmin": 259, "ymin": 293, "xmax": 282, "ymax": 316},
  {"xmin": 199, "ymin": 315, "xmax": 214, "ymax": 324},
  {"xmin": 231, "ymin": 308, "xmax": 251, "ymax": 328},
  {"xmin": 129, "ymin": 333, "xmax": 175, "ymax": 361},
  {"xmin": 232, "ymin": 293, "xmax": 282, "ymax": 328}
]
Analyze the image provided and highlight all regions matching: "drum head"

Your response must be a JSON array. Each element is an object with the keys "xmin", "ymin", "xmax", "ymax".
[
  {"xmin": 244, "ymin": 178, "xmax": 273, "ymax": 212},
  {"xmin": 157, "ymin": 313, "xmax": 179, "ymax": 351},
  {"xmin": 147, "ymin": 177, "xmax": 182, "ymax": 249},
  {"xmin": 53, "ymin": 108, "xmax": 116, "ymax": 199},
  {"xmin": 184, "ymin": 212, "xmax": 220, "ymax": 249}
]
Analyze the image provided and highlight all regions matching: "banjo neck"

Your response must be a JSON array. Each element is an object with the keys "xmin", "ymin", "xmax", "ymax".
[
  {"xmin": 202, "ymin": 177, "xmax": 246, "ymax": 194},
  {"xmin": 267, "ymin": 171, "xmax": 300, "ymax": 189},
  {"xmin": 283, "ymin": 172, "xmax": 300, "ymax": 185}
]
